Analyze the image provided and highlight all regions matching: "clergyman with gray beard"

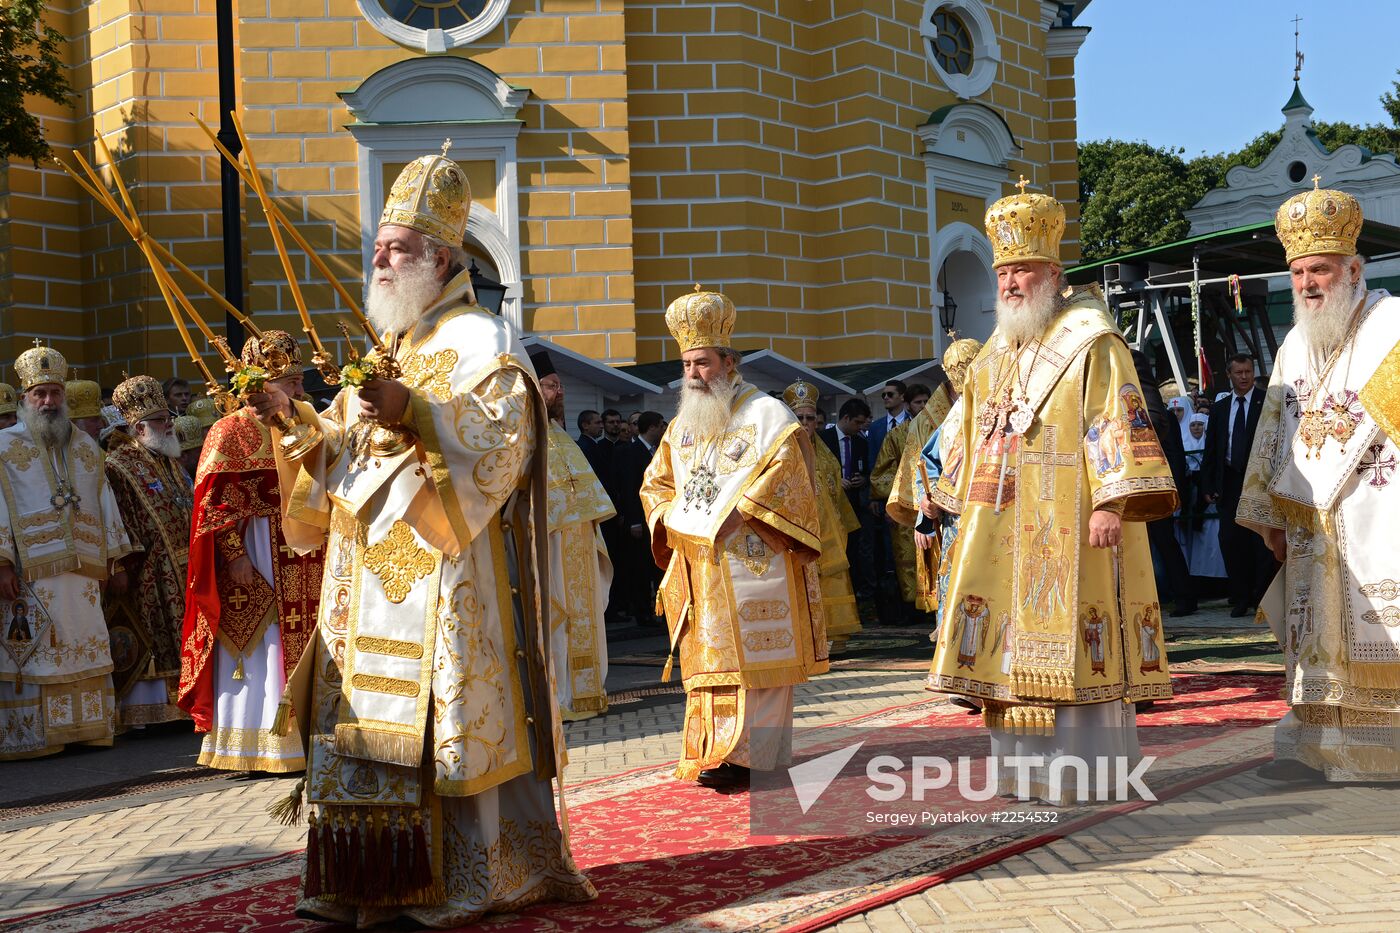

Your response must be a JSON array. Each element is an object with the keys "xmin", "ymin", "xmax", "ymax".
[
  {"xmin": 0, "ymin": 344, "xmax": 134, "ymax": 761},
  {"xmin": 1237, "ymin": 182, "xmax": 1400, "ymax": 785}
]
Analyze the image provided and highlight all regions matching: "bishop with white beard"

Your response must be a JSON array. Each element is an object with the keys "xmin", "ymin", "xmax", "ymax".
[
  {"xmin": 103, "ymin": 374, "xmax": 194, "ymax": 727},
  {"xmin": 1240, "ymin": 183, "xmax": 1400, "ymax": 783},
  {"xmin": 0, "ymin": 344, "xmax": 134, "ymax": 759},
  {"xmin": 926, "ymin": 183, "xmax": 1178, "ymax": 803},
  {"xmin": 639, "ymin": 288, "xmax": 828, "ymax": 790},
  {"xmin": 248, "ymin": 149, "xmax": 593, "ymax": 925}
]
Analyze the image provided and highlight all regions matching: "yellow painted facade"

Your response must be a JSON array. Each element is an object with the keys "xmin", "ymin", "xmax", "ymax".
[{"xmin": 1, "ymin": 0, "xmax": 1085, "ymax": 386}]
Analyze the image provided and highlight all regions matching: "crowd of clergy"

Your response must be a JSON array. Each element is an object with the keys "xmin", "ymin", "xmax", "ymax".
[{"xmin": 0, "ymin": 148, "xmax": 1396, "ymax": 926}]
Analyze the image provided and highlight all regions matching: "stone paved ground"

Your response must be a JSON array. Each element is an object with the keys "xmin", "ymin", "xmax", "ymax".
[{"xmin": 4, "ymin": 610, "xmax": 1398, "ymax": 930}]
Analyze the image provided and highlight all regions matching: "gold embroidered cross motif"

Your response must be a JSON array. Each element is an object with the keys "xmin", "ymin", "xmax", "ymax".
[
  {"xmin": 364, "ymin": 520, "xmax": 435, "ymax": 604},
  {"xmin": 1018, "ymin": 425, "xmax": 1077, "ymax": 500},
  {"xmin": 400, "ymin": 348, "xmax": 458, "ymax": 402},
  {"xmin": 1, "ymin": 439, "xmax": 38, "ymax": 471}
]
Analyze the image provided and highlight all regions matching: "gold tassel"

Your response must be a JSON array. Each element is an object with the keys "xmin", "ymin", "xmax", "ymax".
[
  {"xmin": 661, "ymin": 650, "xmax": 675, "ymax": 684},
  {"xmin": 270, "ymin": 697, "xmax": 293, "ymax": 737},
  {"xmin": 266, "ymin": 776, "xmax": 306, "ymax": 826},
  {"xmin": 232, "ymin": 655, "xmax": 245, "ymax": 681},
  {"xmin": 146, "ymin": 657, "xmax": 157, "ymax": 678}
]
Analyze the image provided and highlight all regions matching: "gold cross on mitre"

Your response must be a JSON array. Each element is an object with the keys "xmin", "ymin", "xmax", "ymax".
[
  {"xmin": 1312, "ymin": 173, "xmax": 1322, "ymax": 189},
  {"xmin": 32, "ymin": 338, "xmax": 43, "ymax": 349},
  {"xmin": 440, "ymin": 138, "xmax": 452, "ymax": 156},
  {"xmin": 1016, "ymin": 175, "xmax": 1030, "ymax": 194},
  {"xmin": 694, "ymin": 283, "xmax": 703, "ymax": 292}
]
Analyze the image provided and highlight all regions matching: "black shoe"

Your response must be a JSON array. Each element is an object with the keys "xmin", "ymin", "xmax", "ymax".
[
  {"xmin": 697, "ymin": 763, "xmax": 750, "ymax": 789},
  {"xmin": 1134, "ymin": 700, "xmax": 1155, "ymax": 712},
  {"xmin": 1229, "ymin": 605, "xmax": 1254, "ymax": 618},
  {"xmin": 1256, "ymin": 759, "xmax": 1326, "ymax": 783},
  {"xmin": 949, "ymin": 696, "xmax": 982, "ymax": 714}
]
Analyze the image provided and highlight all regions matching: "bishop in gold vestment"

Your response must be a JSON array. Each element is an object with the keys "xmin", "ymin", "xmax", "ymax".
[
  {"xmin": 534, "ymin": 347, "xmax": 614, "ymax": 721},
  {"xmin": 1240, "ymin": 184, "xmax": 1400, "ymax": 782},
  {"xmin": 0, "ymin": 346, "xmax": 133, "ymax": 759},
  {"xmin": 927, "ymin": 188, "xmax": 1177, "ymax": 801},
  {"xmin": 875, "ymin": 381, "xmax": 952, "ymax": 613},
  {"xmin": 642, "ymin": 289, "xmax": 827, "ymax": 789},
  {"xmin": 253, "ymin": 151, "xmax": 591, "ymax": 926},
  {"xmin": 784, "ymin": 381, "xmax": 861, "ymax": 649}
]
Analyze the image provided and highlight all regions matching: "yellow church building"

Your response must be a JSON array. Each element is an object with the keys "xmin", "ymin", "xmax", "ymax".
[{"xmin": 0, "ymin": 1, "xmax": 1090, "ymax": 389}]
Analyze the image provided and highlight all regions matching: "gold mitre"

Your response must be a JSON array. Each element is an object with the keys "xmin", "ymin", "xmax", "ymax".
[
  {"xmin": 1275, "ymin": 177, "xmax": 1363, "ymax": 264},
  {"xmin": 0, "ymin": 383, "xmax": 15, "ymax": 416},
  {"xmin": 241, "ymin": 329, "xmax": 302, "ymax": 378},
  {"xmin": 666, "ymin": 285, "xmax": 737, "ymax": 352},
  {"xmin": 65, "ymin": 380, "xmax": 102, "ymax": 419},
  {"xmin": 112, "ymin": 374, "xmax": 168, "ymax": 425},
  {"xmin": 174, "ymin": 414, "xmax": 203, "ymax": 452},
  {"xmin": 985, "ymin": 177, "xmax": 1065, "ymax": 268},
  {"xmin": 14, "ymin": 341, "xmax": 68, "ymax": 391},
  {"xmin": 782, "ymin": 380, "xmax": 820, "ymax": 412},
  {"xmin": 942, "ymin": 336, "xmax": 984, "ymax": 387},
  {"xmin": 380, "ymin": 142, "xmax": 471, "ymax": 246},
  {"xmin": 187, "ymin": 396, "xmax": 218, "ymax": 429}
]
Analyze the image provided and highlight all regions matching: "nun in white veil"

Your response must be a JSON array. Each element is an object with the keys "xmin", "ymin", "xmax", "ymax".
[{"xmin": 1177, "ymin": 413, "xmax": 1226, "ymax": 578}]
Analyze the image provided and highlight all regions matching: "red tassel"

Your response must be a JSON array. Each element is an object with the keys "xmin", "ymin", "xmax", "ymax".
[
  {"xmin": 304, "ymin": 814, "xmax": 322, "ymax": 898},
  {"xmin": 322, "ymin": 816, "xmax": 338, "ymax": 894},
  {"xmin": 334, "ymin": 815, "xmax": 349, "ymax": 893},
  {"xmin": 395, "ymin": 812, "xmax": 411, "ymax": 881},
  {"xmin": 347, "ymin": 814, "xmax": 362, "ymax": 893},
  {"xmin": 411, "ymin": 810, "xmax": 432, "ymax": 890},
  {"xmin": 377, "ymin": 813, "xmax": 393, "ymax": 894}
]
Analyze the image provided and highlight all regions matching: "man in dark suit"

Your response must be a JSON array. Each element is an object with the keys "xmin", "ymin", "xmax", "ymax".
[
  {"xmin": 1132, "ymin": 350, "xmax": 1195, "ymax": 617},
  {"xmin": 820, "ymin": 398, "xmax": 874, "ymax": 604},
  {"xmin": 616, "ymin": 411, "xmax": 666, "ymax": 622},
  {"xmin": 1201, "ymin": 352, "xmax": 1278, "ymax": 617}
]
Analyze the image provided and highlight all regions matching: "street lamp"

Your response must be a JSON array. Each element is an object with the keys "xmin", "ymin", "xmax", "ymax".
[
  {"xmin": 939, "ymin": 290, "xmax": 958, "ymax": 333},
  {"xmin": 469, "ymin": 259, "xmax": 508, "ymax": 315}
]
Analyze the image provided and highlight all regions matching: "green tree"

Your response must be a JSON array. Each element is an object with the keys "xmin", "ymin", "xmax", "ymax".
[
  {"xmin": 0, "ymin": 0, "xmax": 71, "ymax": 164},
  {"xmin": 1077, "ymin": 140, "xmax": 1216, "ymax": 261},
  {"xmin": 1381, "ymin": 68, "xmax": 1400, "ymax": 127}
]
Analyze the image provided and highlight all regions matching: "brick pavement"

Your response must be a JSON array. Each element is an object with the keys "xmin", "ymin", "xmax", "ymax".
[{"xmin": 3, "ymin": 648, "xmax": 1397, "ymax": 930}]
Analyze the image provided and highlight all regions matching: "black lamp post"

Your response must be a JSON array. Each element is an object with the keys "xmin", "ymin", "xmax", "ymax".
[
  {"xmin": 939, "ymin": 290, "xmax": 958, "ymax": 333},
  {"xmin": 469, "ymin": 259, "xmax": 508, "ymax": 315},
  {"xmin": 215, "ymin": 0, "xmax": 244, "ymax": 358}
]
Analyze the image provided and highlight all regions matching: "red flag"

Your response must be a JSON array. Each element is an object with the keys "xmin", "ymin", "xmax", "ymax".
[{"xmin": 1198, "ymin": 347, "xmax": 1213, "ymax": 393}]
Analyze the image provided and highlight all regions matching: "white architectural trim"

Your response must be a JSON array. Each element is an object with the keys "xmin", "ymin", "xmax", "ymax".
[
  {"xmin": 1045, "ymin": 26, "xmax": 1090, "ymax": 58},
  {"xmin": 341, "ymin": 59, "xmax": 528, "ymax": 330},
  {"xmin": 357, "ymin": 0, "xmax": 511, "ymax": 54},
  {"xmin": 918, "ymin": 105, "xmax": 1015, "ymax": 354},
  {"xmin": 520, "ymin": 337, "xmax": 663, "ymax": 396},
  {"xmin": 919, "ymin": 0, "xmax": 1001, "ymax": 100}
]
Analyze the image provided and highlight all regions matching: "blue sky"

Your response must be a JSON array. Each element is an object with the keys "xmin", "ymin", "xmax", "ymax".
[{"xmin": 1074, "ymin": 0, "xmax": 1400, "ymax": 156}]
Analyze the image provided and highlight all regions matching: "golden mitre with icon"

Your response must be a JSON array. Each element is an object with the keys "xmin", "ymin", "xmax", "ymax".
[
  {"xmin": 381, "ymin": 142, "xmax": 472, "ymax": 246},
  {"xmin": 14, "ymin": 341, "xmax": 68, "ymax": 390},
  {"xmin": 782, "ymin": 381, "xmax": 820, "ymax": 413},
  {"xmin": 186, "ymin": 396, "xmax": 219, "ymax": 430},
  {"xmin": 112, "ymin": 374, "xmax": 168, "ymax": 426},
  {"xmin": 665, "ymin": 285, "xmax": 737, "ymax": 353},
  {"xmin": 0, "ymin": 383, "xmax": 17, "ymax": 416},
  {"xmin": 985, "ymin": 177, "xmax": 1065, "ymax": 268},
  {"xmin": 65, "ymin": 380, "xmax": 103, "ymax": 419},
  {"xmin": 240, "ymin": 329, "xmax": 303, "ymax": 379},
  {"xmin": 943, "ymin": 337, "xmax": 984, "ymax": 388},
  {"xmin": 1275, "ymin": 177, "xmax": 1363, "ymax": 264}
]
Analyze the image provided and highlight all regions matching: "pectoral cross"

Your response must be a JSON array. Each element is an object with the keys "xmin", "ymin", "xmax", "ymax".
[{"xmin": 1019, "ymin": 426, "xmax": 1078, "ymax": 500}]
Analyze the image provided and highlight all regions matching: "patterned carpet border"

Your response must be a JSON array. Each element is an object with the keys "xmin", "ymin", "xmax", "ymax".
[{"xmin": 4, "ymin": 677, "xmax": 1284, "ymax": 933}]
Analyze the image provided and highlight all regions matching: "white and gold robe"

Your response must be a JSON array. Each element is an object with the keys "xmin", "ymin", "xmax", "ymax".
[
  {"xmin": 274, "ymin": 270, "xmax": 593, "ymax": 924},
  {"xmin": 640, "ymin": 381, "xmax": 828, "ymax": 780},
  {"xmin": 1241, "ymin": 288, "xmax": 1400, "ymax": 781},
  {"xmin": 928, "ymin": 289, "xmax": 1178, "ymax": 802},
  {"xmin": 545, "ymin": 422, "xmax": 614, "ymax": 721},
  {"xmin": 0, "ymin": 423, "xmax": 133, "ymax": 759}
]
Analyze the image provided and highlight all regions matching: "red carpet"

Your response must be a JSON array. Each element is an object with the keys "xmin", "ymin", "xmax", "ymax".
[{"xmin": 9, "ymin": 673, "xmax": 1285, "ymax": 933}]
